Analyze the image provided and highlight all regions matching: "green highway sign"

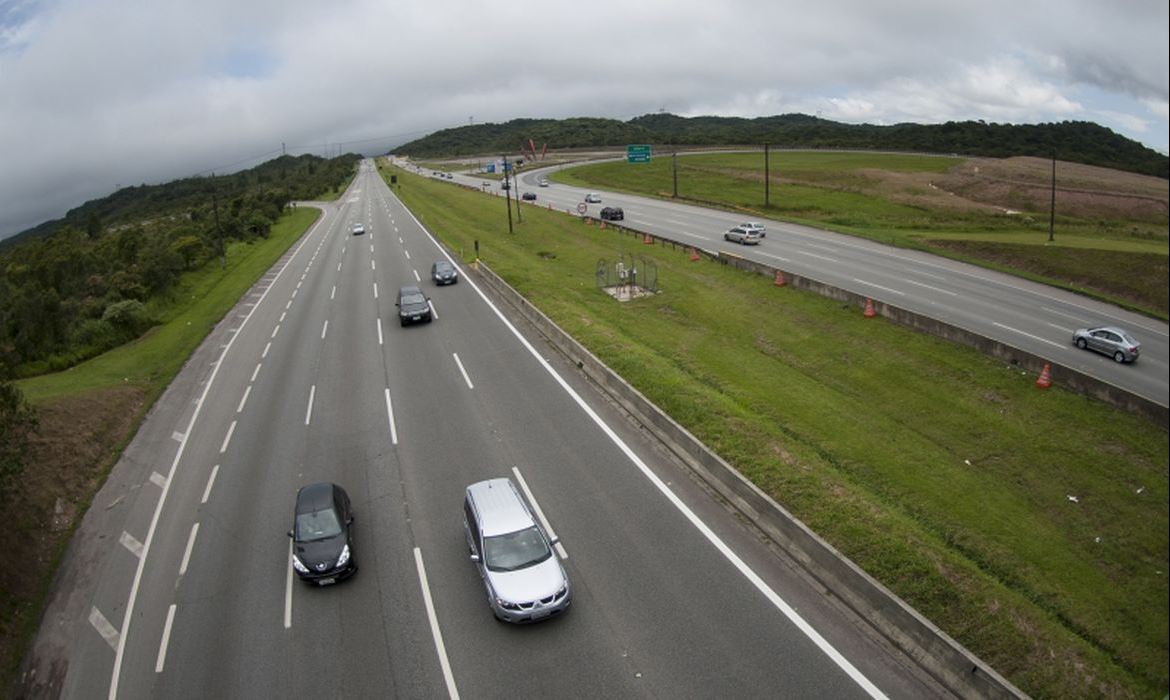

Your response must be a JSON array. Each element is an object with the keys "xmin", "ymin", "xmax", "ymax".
[{"xmin": 627, "ymin": 144, "xmax": 651, "ymax": 163}]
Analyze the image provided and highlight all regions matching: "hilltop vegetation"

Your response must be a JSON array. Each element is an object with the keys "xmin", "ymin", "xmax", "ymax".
[
  {"xmin": 0, "ymin": 154, "xmax": 359, "ymax": 379},
  {"xmin": 394, "ymin": 113, "xmax": 1169, "ymax": 179}
]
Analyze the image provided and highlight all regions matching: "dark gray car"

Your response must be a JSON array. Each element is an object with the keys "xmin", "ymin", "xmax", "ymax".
[
  {"xmin": 1072, "ymin": 326, "xmax": 1140, "ymax": 363},
  {"xmin": 431, "ymin": 260, "xmax": 459, "ymax": 285},
  {"xmin": 396, "ymin": 285, "xmax": 432, "ymax": 326}
]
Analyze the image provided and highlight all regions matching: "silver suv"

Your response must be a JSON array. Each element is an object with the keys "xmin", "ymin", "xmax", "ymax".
[
  {"xmin": 724, "ymin": 226, "xmax": 761, "ymax": 245},
  {"xmin": 463, "ymin": 478, "xmax": 571, "ymax": 623}
]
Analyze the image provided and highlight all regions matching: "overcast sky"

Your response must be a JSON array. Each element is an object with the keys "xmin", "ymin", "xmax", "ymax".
[{"xmin": 1, "ymin": 0, "xmax": 1166, "ymax": 239}]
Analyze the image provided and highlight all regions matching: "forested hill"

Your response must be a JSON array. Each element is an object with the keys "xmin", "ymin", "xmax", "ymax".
[{"xmin": 393, "ymin": 114, "xmax": 1169, "ymax": 179}]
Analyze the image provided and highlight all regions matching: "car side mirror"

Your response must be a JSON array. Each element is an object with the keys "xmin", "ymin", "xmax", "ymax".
[
  {"xmin": 469, "ymin": 553, "xmax": 480, "ymax": 563},
  {"xmin": 548, "ymin": 536, "xmax": 559, "ymax": 547}
]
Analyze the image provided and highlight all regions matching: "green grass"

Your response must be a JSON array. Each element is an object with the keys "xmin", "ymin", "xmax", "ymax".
[
  {"xmin": 18, "ymin": 207, "xmax": 322, "ymax": 403},
  {"xmin": 383, "ymin": 161, "xmax": 1168, "ymax": 697}
]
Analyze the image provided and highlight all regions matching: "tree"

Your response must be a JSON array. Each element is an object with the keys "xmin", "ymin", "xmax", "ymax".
[{"xmin": 0, "ymin": 376, "xmax": 37, "ymax": 495}]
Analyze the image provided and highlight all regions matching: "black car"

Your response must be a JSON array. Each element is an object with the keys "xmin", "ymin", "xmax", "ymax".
[
  {"xmin": 289, "ymin": 482, "xmax": 356, "ymax": 585},
  {"xmin": 396, "ymin": 285, "xmax": 432, "ymax": 326},
  {"xmin": 521, "ymin": 192, "xmax": 536, "ymax": 201},
  {"xmin": 599, "ymin": 207, "xmax": 624, "ymax": 221},
  {"xmin": 431, "ymin": 260, "xmax": 459, "ymax": 285}
]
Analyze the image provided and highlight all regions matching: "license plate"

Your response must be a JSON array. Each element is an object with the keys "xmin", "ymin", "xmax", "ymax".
[{"xmin": 317, "ymin": 577, "xmax": 335, "ymax": 586}]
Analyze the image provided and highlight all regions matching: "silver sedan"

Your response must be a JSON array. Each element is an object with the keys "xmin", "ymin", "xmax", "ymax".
[{"xmin": 1072, "ymin": 326, "xmax": 1141, "ymax": 363}]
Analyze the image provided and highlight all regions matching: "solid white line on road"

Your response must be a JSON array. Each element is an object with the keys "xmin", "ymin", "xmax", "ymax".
[
  {"xmin": 201, "ymin": 466, "xmax": 219, "ymax": 504},
  {"xmin": 149, "ymin": 472, "xmax": 167, "ymax": 489},
  {"xmin": 120, "ymin": 531, "xmax": 144, "ymax": 558},
  {"xmin": 993, "ymin": 322, "xmax": 1066, "ymax": 348},
  {"xmin": 253, "ymin": 361, "xmax": 263, "ymax": 381},
  {"xmin": 90, "ymin": 607, "xmax": 120, "ymax": 651},
  {"xmin": 452, "ymin": 353, "xmax": 474, "ymax": 389},
  {"xmin": 237, "ymin": 386, "xmax": 251, "ymax": 413},
  {"xmin": 393, "ymin": 200, "xmax": 889, "ymax": 699},
  {"xmin": 377, "ymin": 318, "xmax": 384, "ymax": 346},
  {"xmin": 511, "ymin": 467, "xmax": 566, "ymax": 560},
  {"xmin": 851, "ymin": 278, "xmax": 906, "ymax": 296},
  {"xmin": 384, "ymin": 388, "xmax": 398, "ymax": 445},
  {"xmin": 414, "ymin": 548, "xmax": 460, "ymax": 700},
  {"xmin": 284, "ymin": 541, "xmax": 294, "ymax": 629},
  {"xmin": 179, "ymin": 523, "xmax": 199, "ymax": 576},
  {"xmin": 220, "ymin": 421, "xmax": 236, "ymax": 454},
  {"xmin": 305, "ymin": 385, "xmax": 316, "ymax": 425},
  {"xmin": 903, "ymin": 279, "xmax": 957, "ymax": 296},
  {"xmin": 321, "ymin": 320, "xmax": 329, "ymax": 340},
  {"xmin": 154, "ymin": 604, "xmax": 176, "ymax": 673}
]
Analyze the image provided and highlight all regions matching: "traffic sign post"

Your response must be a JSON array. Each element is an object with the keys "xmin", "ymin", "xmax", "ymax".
[{"xmin": 627, "ymin": 145, "xmax": 651, "ymax": 163}]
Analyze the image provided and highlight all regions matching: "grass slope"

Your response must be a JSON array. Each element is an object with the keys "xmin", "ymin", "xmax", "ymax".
[{"xmin": 383, "ymin": 161, "xmax": 1168, "ymax": 698}]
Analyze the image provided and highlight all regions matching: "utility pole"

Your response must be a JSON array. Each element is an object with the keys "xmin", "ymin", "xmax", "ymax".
[
  {"xmin": 503, "ymin": 155, "xmax": 514, "ymax": 234},
  {"xmin": 1048, "ymin": 153, "xmax": 1056, "ymax": 243},
  {"xmin": 764, "ymin": 142, "xmax": 770, "ymax": 208},
  {"xmin": 672, "ymin": 152, "xmax": 678, "ymax": 198}
]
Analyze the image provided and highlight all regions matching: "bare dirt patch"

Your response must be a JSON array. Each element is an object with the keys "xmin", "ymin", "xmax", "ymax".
[{"xmin": 0, "ymin": 385, "xmax": 147, "ymax": 689}]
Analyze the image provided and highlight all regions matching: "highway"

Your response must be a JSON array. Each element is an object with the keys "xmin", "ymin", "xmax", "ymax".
[
  {"xmin": 33, "ymin": 160, "xmax": 948, "ymax": 699},
  {"xmin": 428, "ymin": 160, "xmax": 1168, "ymax": 409}
]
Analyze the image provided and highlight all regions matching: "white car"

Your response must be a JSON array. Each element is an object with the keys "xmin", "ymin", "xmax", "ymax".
[
  {"xmin": 538, "ymin": 179, "xmax": 549, "ymax": 187},
  {"xmin": 738, "ymin": 222, "xmax": 766, "ymax": 238},
  {"xmin": 584, "ymin": 193, "xmax": 602, "ymax": 203},
  {"xmin": 351, "ymin": 223, "xmax": 366, "ymax": 235},
  {"xmin": 724, "ymin": 226, "xmax": 761, "ymax": 245}
]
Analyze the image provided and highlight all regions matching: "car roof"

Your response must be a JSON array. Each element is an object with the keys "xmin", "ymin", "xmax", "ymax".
[
  {"xmin": 296, "ymin": 482, "xmax": 337, "ymax": 513},
  {"xmin": 1092, "ymin": 326, "xmax": 1136, "ymax": 339},
  {"xmin": 433, "ymin": 260, "xmax": 453, "ymax": 268},
  {"xmin": 399, "ymin": 285, "xmax": 423, "ymax": 295},
  {"xmin": 466, "ymin": 478, "xmax": 535, "ymax": 536}
]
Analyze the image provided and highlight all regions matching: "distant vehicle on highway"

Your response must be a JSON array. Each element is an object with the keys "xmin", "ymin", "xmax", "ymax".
[
  {"xmin": 500, "ymin": 181, "xmax": 510, "ymax": 190},
  {"xmin": 584, "ymin": 193, "xmax": 602, "ymax": 203},
  {"xmin": 1072, "ymin": 326, "xmax": 1140, "ymax": 363},
  {"xmin": 289, "ymin": 482, "xmax": 357, "ymax": 586},
  {"xmin": 600, "ymin": 207, "xmax": 624, "ymax": 221},
  {"xmin": 538, "ymin": 178, "xmax": 549, "ymax": 187},
  {"xmin": 351, "ymin": 223, "xmax": 365, "ymax": 235},
  {"xmin": 724, "ymin": 226, "xmax": 761, "ymax": 245},
  {"xmin": 396, "ymin": 285, "xmax": 432, "ymax": 326},
  {"xmin": 738, "ymin": 222, "xmax": 766, "ymax": 238},
  {"xmin": 431, "ymin": 260, "xmax": 458, "ymax": 285},
  {"xmin": 522, "ymin": 192, "xmax": 537, "ymax": 201},
  {"xmin": 462, "ymin": 478, "xmax": 571, "ymax": 623}
]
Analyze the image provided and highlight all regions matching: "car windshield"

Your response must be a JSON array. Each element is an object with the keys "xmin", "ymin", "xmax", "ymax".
[
  {"xmin": 435, "ymin": 262, "xmax": 452, "ymax": 273},
  {"xmin": 482, "ymin": 526, "xmax": 552, "ymax": 572},
  {"xmin": 296, "ymin": 508, "xmax": 342, "ymax": 541},
  {"xmin": 401, "ymin": 292, "xmax": 426, "ymax": 305}
]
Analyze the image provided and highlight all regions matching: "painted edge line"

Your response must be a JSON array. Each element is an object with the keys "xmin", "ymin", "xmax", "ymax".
[{"xmin": 414, "ymin": 548, "xmax": 460, "ymax": 700}]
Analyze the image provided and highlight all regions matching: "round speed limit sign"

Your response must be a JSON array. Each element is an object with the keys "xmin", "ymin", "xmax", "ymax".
[{"xmin": 577, "ymin": 202, "xmax": 587, "ymax": 215}]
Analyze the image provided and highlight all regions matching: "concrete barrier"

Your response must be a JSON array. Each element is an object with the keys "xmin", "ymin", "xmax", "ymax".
[{"xmin": 470, "ymin": 261, "xmax": 1029, "ymax": 699}]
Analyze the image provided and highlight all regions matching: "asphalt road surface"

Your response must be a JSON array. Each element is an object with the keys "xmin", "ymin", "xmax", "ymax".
[{"xmin": 28, "ymin": 161, "xmax": 951, "ymax": 699}]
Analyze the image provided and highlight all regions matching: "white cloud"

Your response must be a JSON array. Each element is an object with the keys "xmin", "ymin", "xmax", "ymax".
[{"xmin": 0, "ymin": 0, "xmax": 1166, "ymax": 237}]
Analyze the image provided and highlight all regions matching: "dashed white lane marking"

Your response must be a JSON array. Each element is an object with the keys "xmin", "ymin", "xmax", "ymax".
[
  {"xmin": 271, "ymin": 325, "xmax": 281, "ymax": 339},
  {"xmin": 511, "ymin": 467, "xmax": 567, "ymax": 560},
  {"xmin": 201, "ymin": 466, "xmax": 219, "ymax": 504},
  {"xmin": 171, "ymin": 431, "xmax": 184, "ymax": 443},
  {"xmin": 321, "ymin": 320, "xmax": 329, "ymax": 340},
  {"xmin": 284, "ymin": 541, "xmax": 294, "ymax": 629},
  {"xmin": 252, "ymin": 362, "xmax": 263, "ymax": 381},
  {"xmin": 154, "ymin": 604, "xmax": 176, "ymax": 673},
  {"xmin": 903, "ymin": 279, "xmax": 957, "ymax": 296},
  {"xmin": 305, "ymin": 385, "xmax": 316, "ymax": 425},
  {"xmin": 798, "ymin": 250, "xmax": 839, "ymax": 263},
  {"xmin": 993, "ymin": 322, "xmax": 1066, "ymax": 348},
  {"xmin": 237, "ymin": 386, "xmax": 251, "ymax": 413},
  {"xmin": 377, "ymin": 318, "xmax": 384, "ymax": 346},
  {"xmin": 404, "ymin": 250, "xmax": 411, "ymax": 260},
  {"xmin": 851, "ymin": 278, "xmax": 905, "ymax": 296},
  {"xmin": 220, "ymin": 420, "xmax": 237, "ymax": 454},
  {"xmin": 413, "ymin": 549, "xmax": 460, "ymax": 700},
  {"xmin": 90, "ymin": 607, "xmax": 120, "ymax": 650},
  {"xmin": 413, "ymin": 269, "xmax": 420, "ymax": 282},
  {"xmin": 428, "ymin": 300, "xmax": 438, "ymax": 320},
  {"xmin": 452, "ymin": 353, "xmax": 474, "ymax": 389},
  {"xmin": 179, "ymin": 523, "xmax": 199, "ymax": 576},
  {"xmin": 371, "ymin": 260, "xmax": 376, "ymax": 271},
  {"xmin": 149, "ymin": 472, "xmax": 167, "ymax": 489},
  {"xmin": 384, "ymin": 388, "xmax": 398, "ymax": 445},
  {"xmin": 373, "ymin": 283, "xmax": 379, "ymax": 299},
  {"xmin": 331, "ymin": 285, "xmax": 336, "ymax": 300},
  {"xmin": 120, "ymin": 531, "xmax": 144, "ymax": 558}
]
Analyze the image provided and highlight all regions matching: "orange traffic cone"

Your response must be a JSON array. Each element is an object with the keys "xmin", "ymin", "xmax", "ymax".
[
  {"xmin": 774, "ymin": 270, "xmax": 787, "ymax": 287},
  {"xmin": 863, "ymin": 298, "xmax": 876, "ymax": 318},
  {"xmin": 643, "ymin": 233, "xmax": 653, "ymax": 245},
  {"xmin": 1035, "ymin": 363, "xmax": 1052, "ymax": 389},
  {"xmin": 689, "ymin": 247, "xmax": 700, "ymax": 262}
]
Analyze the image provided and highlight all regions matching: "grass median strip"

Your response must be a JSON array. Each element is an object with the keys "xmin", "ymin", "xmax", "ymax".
[{"xmin": 384, "ymin": 162, "xmax": 1167, "ymax": 698}]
